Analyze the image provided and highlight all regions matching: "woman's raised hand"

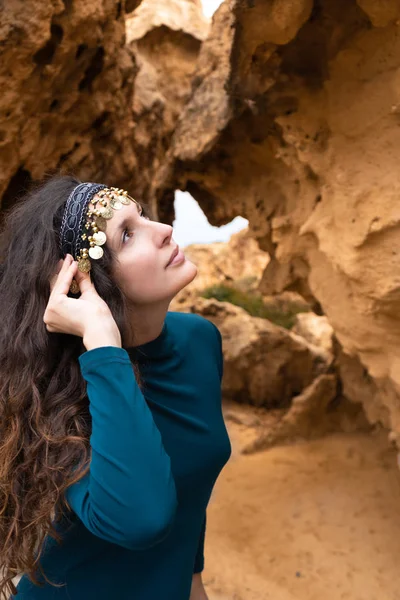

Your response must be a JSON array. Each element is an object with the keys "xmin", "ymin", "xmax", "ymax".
[{"xmin": 44, "ymin": 254, "xmax": 122, "ymax": 350}]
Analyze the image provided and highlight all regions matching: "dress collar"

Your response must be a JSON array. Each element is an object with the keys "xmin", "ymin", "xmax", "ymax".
[{"xmin": 124, "ymin": 317, "xmax": 175, "ymax": 362}]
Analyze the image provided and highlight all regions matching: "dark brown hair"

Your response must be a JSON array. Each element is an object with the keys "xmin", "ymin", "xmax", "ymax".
[{"xmin": 0, "ymin": 175, "xmax": 149, "ymax": 598}]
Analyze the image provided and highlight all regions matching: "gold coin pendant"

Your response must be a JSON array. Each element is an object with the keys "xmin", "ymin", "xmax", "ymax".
[
  {"xmin": 120, "ymin": 195, "xmax": 131, "ymax": 205},
  {"xmin": 110, "ymin": 198, "xmax": 123, "ymax": 210},
  {"xmin": 69, "ymin": 279, "xmax": 80, "ymax": 294},
  {"xmin": 78, "ymin": 258, "xmax": 91, "ymax": 273},
  {"xmin": 96, "ymin": 216, "xmax": 107, "ymax": 231},
  {"xmin": 100, "ymin": 206, "xmax": 113, "ymax": 220},
  {"xmin": 89, "ymin": 246, "xmax": 104, "ymax": 259},
  {"xmin": 93, "ymin": 231, "xmax": 107, "ymax": 246}
]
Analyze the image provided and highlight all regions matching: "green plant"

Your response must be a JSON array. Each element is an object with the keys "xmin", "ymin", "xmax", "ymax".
[{"xmin": 200, "ymin": 284, "xmax": 306, "ymax": 329}]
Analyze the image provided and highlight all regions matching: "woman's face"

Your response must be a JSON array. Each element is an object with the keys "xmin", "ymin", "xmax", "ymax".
[{"xmin": 89, "ymin": 195, "xmax": 197, "ymax": 305}]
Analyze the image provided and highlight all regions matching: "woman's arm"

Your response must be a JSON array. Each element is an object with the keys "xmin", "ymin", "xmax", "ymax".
[
  {"xmin": 190, "ymin": 573, "xmax": 209, "ymax": 600},
  {"xmin": 65, "ymin": 346, "xmax": 177, "ymax": 550}
]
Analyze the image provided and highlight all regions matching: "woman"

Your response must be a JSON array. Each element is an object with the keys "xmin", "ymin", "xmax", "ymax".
[{"xmin": 0, "ymin": 175, "xmax": 231, "ymax": 600}]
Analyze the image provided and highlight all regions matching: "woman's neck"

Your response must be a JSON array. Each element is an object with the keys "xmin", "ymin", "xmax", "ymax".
[{"xmin": 125, "ymin": 300, "xmax": 170, "ymax": 347}]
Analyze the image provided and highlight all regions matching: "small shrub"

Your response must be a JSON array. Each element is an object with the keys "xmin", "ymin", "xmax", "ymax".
[
  {"xmin": 235, "ymin": 275, "xmax": 259, "ymax": 292},
  {"xmin": 200, "ymin": 284, "xmax": 306, "ymax": 329}
]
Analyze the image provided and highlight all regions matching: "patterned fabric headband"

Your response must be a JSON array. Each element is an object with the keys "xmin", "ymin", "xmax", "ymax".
[{"xmin": 59, "ymin": 181, "xmax": 142, "ymax": 292}]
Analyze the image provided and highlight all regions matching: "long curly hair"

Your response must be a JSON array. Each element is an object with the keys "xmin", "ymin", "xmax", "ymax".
[{"xmin": 0, "ymin": 175, "xmax": 150, "ymax": 599}]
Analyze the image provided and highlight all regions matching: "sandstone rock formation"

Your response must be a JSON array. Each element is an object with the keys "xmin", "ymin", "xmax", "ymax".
[
  {"xmin": 170, "ymin": 228, "xmax": 310, "ymax": 331},
  {"xmin": 125, "ymin": 0, "xmax": 208, "ymax": 215},
  {"xmin": 0, "ymin": 0, "xmax": 206, "ymax": 217},
  {"xmin": 241, "ymin": 373, "xmax": 366, "ymax": 454},
  {"xmin": 181, "ymin": 296, "xmax": 368, "ymax": 452},
  {"xmin": 0, "ymin": 0, "xmax": 136, "ymax": 209},
  {"xmin": 181, "ymin": 296, "xmax": 331, "ymax": 408},
  {"xmin": 156, "ymin": 0, "xmax": 400, "ymax": 447},
  {"xmin": 1, "ymin": 0, "xmax": 400, "ymax": 449},
  {"xmin": 292, "ymin": 312, "xmax": 334, "ymax": 359}
]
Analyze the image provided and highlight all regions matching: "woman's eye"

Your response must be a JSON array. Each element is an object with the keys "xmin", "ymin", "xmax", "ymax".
[
  {"xmin": 122, "ymin": 215, "xmax": 150, "ymax": 243},
  {"xmin": 122, "ymin": 229, "xmax": 133, "ymax": 244}
]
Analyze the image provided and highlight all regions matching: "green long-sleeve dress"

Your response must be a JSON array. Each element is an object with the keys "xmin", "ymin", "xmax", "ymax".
[{"xmin": 13, "ymin": 311, "xmax": 231, "ymax": 599}]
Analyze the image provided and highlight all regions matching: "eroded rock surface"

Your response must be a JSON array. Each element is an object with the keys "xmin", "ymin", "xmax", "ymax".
[
  {"xmin": 180, "ymin": 296, "xmax": 368, "ymax": 451},
  {"xmin": 126, "ymin": 0, "xmax": 208, "ymax": 214},
  {"xmin": 1, "ymin": 0, "xmax": 400, "ymax": 448},
  {"xmin": 0, "ymin": 0, "xmax": 137, "ymax": 208},
  {"xmin": 292, "ymin": 312, "xmax": 334, "ymax": 359},
  {"xmin": 0, "ymin": 0, "xmax": 206, "ymax": 217},
  {"xmin": 181, "ymin": 296, "xmax": 331, "ymax": 408},
  {"xmin": 158, "ymin": 0, "xmax": 400, "ymax": 447}
]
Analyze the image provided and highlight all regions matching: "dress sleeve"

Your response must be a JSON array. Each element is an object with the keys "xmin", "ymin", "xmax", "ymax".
[
  {"xmin": 193, "ymin": 513, "xmax": 206, "ymax": 573},
  {"xmin": 210, "ymin": 322, "xmax": 224, "ymax": 383},
  {"xmin": 65, "ymin": 346, "xmax": 177, "ymax": 551}
]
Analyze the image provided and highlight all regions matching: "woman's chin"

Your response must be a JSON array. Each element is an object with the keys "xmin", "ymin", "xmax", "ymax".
[
  {"xmin": 174, "ymin": 259, "xmax": 198, "ymax": 291},
  {"xmin": 184, "ymin": 259, "xmax": 198, "ymax": 282}
]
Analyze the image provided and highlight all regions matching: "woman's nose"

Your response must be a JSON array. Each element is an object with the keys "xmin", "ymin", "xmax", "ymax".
[{"xmin": 159, "ymin": 222, "xmax": 173, "ymax": 246}]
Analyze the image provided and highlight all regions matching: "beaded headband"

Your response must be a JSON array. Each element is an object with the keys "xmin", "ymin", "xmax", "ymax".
[{"xmin": 59, "ymin": 181, "xmax": 143, "ymax": 293}]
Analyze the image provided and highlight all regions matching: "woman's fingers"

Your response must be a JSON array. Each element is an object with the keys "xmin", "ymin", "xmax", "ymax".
[
  {"xmin": 49, "ymin": 255, "xmax": 98, "ymax": 298},
  {"xmin": 44, "ymin": 254, "xmax": 118, "ymax": 339},
  {"xmin": 73, "ymin": 267, "xmax": 94, "ymax": 295},
  {"xmin": 50, "ymin": 255, "xmax": 76, "ymax": 296}
]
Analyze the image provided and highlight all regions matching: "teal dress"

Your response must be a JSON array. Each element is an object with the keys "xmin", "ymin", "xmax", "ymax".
[{"xmin": 13, "ymin": 311, "xmax": 231, "ymax": 599}]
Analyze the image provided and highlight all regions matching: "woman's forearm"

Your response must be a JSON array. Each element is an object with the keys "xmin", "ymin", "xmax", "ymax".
[{"xmin": 190, "ymin": 573, "xmax": 209, "ymax": 600}]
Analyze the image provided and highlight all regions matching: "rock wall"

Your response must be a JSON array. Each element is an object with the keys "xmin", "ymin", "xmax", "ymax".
[
  {"xmin": 0, "ymin": 0, "xmax": 137, "ymax": 208},
  {"xmin": 180, "ymin": 296, "xmax": 369, "ymax": 452},
  {"xmin": 157, "ymin": 0, "xmax": 400, "ymax": 444},
  {"xmin": 0, "ymin": 0, "xmax": 206, "ymax": 217},
  {"xmin": 180, "ymin": 296, "xmax": 331, "ymax": 409},
  {"xmin": 125, "ymin": 0, "xmax": 208, "ymax": 215},
  {"xmin": 1, "ymin": 0, "xmax": 400, "ymax": 445}
]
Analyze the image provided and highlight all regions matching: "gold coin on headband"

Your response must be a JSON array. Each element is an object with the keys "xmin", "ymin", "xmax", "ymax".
[
  {"xmin": 100, "ymin": 206, "xmax": 113, "ymax": 219},
  {"xmin": 78, "ymin": 258, "xmax": 91, "ymax": 273},
  {"xmin": 89, "ymin": 246, "xmax": 104, "ymax": 259},
  {"xmin": 120, "ymin": 194, "xmax": 131, "ymax": 205},
  {"xmin": 69, "ymin": 279, "xmax": 80, "ymax": 294},
  {"xmin": 110, "ymin": 198, "xmax": 123, "ymax": 210},
  {"xmin": 93, "ymin": 231, "xmax": 106, "ymax": 246},
  {"xmin": 95, "ymin": 216, "xmax": 107, "ymax": 231}
]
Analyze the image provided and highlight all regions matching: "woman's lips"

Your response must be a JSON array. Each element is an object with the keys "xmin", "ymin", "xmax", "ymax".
[{"xmin": 167, "ymin": 248, "xmax": 185, "ymax": 266}]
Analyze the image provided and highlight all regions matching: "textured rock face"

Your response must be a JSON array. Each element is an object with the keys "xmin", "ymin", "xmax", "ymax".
[
  {"xmin": 2, "ymin": 0, "xmax": 400, "ymax": 446},
  {"xmin": 356, "ymin": 0, "xmax": 400, "ymax": 27},
  {"xmin": 181, "ymin": 296, "xmax": 368, "ymax": 451},
  {"xmin": 0, "ymin": 0, "xmax": 137, "ymax": 209},
  {"xmin": 0, "ymin": 0, "xmax": 206, "ymax": 216},
  {"xmin": 180, "ymin": 296, "xmax": 330, "ymax": 408},
  {"xmin": 126, "ymin": 0, "xmax": 208, "ymax": 215},
  {"xmin": 292, "ymin": 313, "xmax": 334, "ymax": 359},
  {"xmin": 159, "ymin": 0, "xmax": 400, "ymax": 444}
]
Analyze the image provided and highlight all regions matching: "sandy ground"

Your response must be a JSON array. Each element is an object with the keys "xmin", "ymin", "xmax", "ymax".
[{"xmin": 204, "ymin": 417, "xmax": 400, "ymax": 600}]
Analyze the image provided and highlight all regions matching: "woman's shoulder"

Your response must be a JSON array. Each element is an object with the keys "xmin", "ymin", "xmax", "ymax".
[
  {"xmin": 166, "ymin": 312, "xmax": 223, "ymax": 379},
  {"xmin": 166, "ymin": 311, "xmax": 221, "ymax": 346}
]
